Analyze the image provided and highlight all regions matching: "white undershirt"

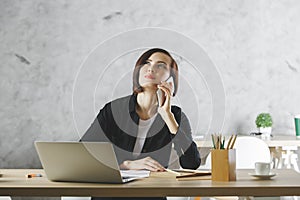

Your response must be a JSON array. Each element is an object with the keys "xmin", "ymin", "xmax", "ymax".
[{"xmin": 132, "ymin": 114, "xmax": 157, "ymax": 158}]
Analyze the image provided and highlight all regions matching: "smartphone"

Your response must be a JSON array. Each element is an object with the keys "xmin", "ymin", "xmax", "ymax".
[
  {"xmin": 156, "ymin": 76, "xmax": 173, "ymax": 106},
  {"xmin": 157, "ymin": 89, "xmax": 164, "ymax": 106}
]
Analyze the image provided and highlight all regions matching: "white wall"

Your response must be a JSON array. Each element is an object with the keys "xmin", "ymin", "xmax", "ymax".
[{"xmin": 1, "ymin": 0, "xmax": 300, "ymax": 168}]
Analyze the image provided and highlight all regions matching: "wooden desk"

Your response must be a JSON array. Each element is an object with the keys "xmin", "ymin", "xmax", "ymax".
[
  {"xmin": 195, "ymin": 135, "xmax": 300, "ymax": 148},
  {"xmin": 262, "ymin": 135, "xmax": 300, "ymax": 147},
  {"xmin": 1, "ymin": 169, "xmax": 300, "ymax": 197}
]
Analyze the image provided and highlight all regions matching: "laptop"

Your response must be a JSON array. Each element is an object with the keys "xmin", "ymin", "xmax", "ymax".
[{"xmin": 35, "ymin": 141, "xmax": 149, "ymax": 183}]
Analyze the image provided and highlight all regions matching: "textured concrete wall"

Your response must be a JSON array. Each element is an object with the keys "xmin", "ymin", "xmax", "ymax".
[{"xmin": 1, "ymin": 0, "xmax": 300, "ymax": 170}]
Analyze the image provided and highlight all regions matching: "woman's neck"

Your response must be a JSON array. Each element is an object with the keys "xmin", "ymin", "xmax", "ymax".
[{"xmin": 136, "ymin": 90, "xmax": 158, "ymax": 120}]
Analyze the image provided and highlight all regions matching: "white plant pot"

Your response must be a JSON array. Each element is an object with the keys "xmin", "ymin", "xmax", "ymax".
[
  {"xmin": 259, "ymin": 127, "xmax": 272, "ymax": 140},
  {"xmin": 259, "ymin": 127, "xmax": 272, "ymax": 135}
]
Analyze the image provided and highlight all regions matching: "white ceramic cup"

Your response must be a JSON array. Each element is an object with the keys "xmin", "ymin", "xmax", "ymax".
[{"xmin": 255, "ymin": 162, "xmax": 271, "ymax": 175}]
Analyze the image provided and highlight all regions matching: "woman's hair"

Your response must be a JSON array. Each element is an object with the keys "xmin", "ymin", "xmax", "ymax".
[{"xmin": 132, "ymin": 48, "xmax": 179, "ymax": 96}]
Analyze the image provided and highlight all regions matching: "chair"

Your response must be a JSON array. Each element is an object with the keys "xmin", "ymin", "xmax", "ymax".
[
  {"xmin": 234, "ymin": 136, "xmax": 272, "ymax": 168},
  {"xmin": 281, "ymin": 146, "xmax": 299, "ymax": 172}
]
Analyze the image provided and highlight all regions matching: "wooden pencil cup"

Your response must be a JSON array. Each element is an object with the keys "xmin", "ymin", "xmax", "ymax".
[{"xmin": 211, "ymin": 149, "xmax": 236, "ymax": 181}]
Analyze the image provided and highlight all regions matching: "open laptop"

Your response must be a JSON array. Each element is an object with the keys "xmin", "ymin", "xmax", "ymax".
[{"xmin": 35, "ymin": 141, "xmax": 149, "ymax": 183}]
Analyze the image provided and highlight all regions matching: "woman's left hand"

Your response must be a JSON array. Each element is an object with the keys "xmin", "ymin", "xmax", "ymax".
[{"xmin": 157, "ymin": 81, "xmax": 179, "ymax": 134}]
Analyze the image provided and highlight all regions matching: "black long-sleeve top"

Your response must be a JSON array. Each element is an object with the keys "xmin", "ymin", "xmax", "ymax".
[{"xmin": 80, "ymin": 94, "xmax": 201, "ymax": 169}]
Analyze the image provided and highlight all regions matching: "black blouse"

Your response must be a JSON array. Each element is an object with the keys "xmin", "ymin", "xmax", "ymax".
[{"xmin": 80, "ymin": 94, "xmax": 201, "ymax": 169}]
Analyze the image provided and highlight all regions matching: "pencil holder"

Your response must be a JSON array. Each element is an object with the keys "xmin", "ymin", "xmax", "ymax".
[{"xmin": 211, "ymin": 149, "xmax": 236, "ymax": 181}]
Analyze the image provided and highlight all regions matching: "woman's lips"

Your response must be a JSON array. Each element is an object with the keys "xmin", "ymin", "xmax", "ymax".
[{"xmin": 144, "ymin": 75, "xmax": 155, "ymax": 79}]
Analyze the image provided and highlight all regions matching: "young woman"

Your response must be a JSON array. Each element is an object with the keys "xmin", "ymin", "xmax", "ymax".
[{"xmin": 81, "ymin": 48, "xmax": 201, "ymax": 200}]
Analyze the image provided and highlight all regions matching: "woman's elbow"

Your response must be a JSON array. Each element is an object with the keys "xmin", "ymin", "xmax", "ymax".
[{"xmin": 180, "ymin": 157, "xmax": 201, "ymax": 169}]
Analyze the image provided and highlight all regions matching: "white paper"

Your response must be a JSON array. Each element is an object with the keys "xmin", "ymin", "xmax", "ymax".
[{"xmin": 120, "ymin": 170, "xmax": 150, "ymax": 178}]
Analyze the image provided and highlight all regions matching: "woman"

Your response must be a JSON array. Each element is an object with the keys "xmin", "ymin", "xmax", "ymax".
[{"xmin": 81, "ymin": 48, "xmax": 201, "ymax": 200}]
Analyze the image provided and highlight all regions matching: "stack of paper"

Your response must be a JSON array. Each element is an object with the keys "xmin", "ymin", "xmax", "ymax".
[{"xmin": 120, "ymin": 170, "xmax": 150, "ymax": 178}]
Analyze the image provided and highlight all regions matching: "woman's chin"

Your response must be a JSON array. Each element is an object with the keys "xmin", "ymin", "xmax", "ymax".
[
  {"xmin": 140, "ymin": 83, "xmax": 158, "ymax": 91},
  {"xmin": 140, "ymin": 82, "xmax": 159, "ymax": 88}
]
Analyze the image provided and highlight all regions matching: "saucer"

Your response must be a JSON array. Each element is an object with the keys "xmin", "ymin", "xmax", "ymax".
[{"xmin": 248, "ymin": 172, "xmax": 277, "ymax": 179}]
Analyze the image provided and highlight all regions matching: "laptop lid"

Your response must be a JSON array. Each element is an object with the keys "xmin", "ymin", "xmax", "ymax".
[{"xmin": 35, "ymin": 141, "xmax": 131, "ymax": 183}]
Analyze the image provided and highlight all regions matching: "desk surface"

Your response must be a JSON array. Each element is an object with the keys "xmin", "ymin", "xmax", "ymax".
[
  {"xmin": 1, "ymin": 169, "xmax": 300, "ymax": 197},
  {"xmin": 196, "ymin": 135, "xmax": 300, "ymax": 148}
]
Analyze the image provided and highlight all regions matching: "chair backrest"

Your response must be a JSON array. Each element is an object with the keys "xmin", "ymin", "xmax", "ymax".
[
  {"xmin": 200, "ymin": 136, "xmax": 271, "ymax": 169},
  {"xmin": 234, "ymin": 136, "xmax": 271, "ymax": 169}
]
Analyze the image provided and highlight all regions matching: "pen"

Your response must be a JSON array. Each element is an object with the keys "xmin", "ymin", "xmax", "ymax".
[
  {"xmin": 26, "ymin": 173, "xmax": 43, "ymax": 178},
  {"xmin": 164, "ymin": 168, "xmax": 181, "ymax": 176}
]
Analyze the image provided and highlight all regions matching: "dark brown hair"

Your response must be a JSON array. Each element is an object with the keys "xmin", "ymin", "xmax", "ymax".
[{"xmin": 132, "ymin": 48, "xmax": 178, "ymax": 96}]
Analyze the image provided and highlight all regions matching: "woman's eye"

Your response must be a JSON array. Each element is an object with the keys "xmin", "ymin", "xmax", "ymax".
[{"xmin": 157, "ymin": 63, "xmax": 167, "ymax": 69}]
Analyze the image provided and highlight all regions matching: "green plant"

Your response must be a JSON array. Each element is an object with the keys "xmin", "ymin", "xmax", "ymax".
[{"xmin": 255, "ymin": 113, "xmax": 273, "ymax": 128}]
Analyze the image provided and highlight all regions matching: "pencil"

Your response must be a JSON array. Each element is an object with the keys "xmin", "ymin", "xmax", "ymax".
[
  {"xmin": 230, "ymin": 135, "xmax": 237, "ymax": 149},
  {"xmin": 227, "ymin": 135, "xmax": 233, "ymax": 149},
  {"xmin": 26, "ymin": 173, "xmax": 42, "ymax": 178},
  {"xmin": 165, "ymin": 168, "xmax": 181, "ymax": 176},
  {"xmin": 211, "ymin": 134, "xmax": 216, "ymax": 149},
  {"xmin": 221, "ymin": 136, "xmax": 225, "ymax": 149}
]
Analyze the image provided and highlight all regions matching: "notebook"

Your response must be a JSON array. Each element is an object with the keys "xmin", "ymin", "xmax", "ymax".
[
  {"xmin": 174, "ymin": 168, "xmax": 211, "ymax": 179},
  {"xmin": 34, "ymin": 141, "xmax": 149, "ymax": 183}
]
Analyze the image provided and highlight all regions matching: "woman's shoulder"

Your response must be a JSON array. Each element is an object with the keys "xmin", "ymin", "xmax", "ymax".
[
  {"xmin": 102, "ymin": 94, "xmax": 135, "ymax": 110},
  {"xmin": 98, "ymin": 94, "xmax": 134, "ymax": 115},
  {"xmin": 110, "ymin": 94, "xmax": 135, "ymax": 105}
]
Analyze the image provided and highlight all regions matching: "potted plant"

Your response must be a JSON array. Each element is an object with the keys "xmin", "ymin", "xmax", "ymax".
[{"xmin": 255, "ymin": 113, "xmax": 273, "ymax": 135}]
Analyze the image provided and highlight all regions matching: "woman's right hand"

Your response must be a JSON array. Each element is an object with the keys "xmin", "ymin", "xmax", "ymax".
[{"xmin": 120, "ymin": 156, "xmax": 165, "ymax": 172}]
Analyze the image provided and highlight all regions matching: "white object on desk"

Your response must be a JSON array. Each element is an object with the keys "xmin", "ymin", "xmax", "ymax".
[
  {"xmin": 61, "ymin": 197, "xmax": 90, "ymax": 200},
  {"xmin": 120, "ymin": 170, "xmax": 150, "ymax": 178},
  {"xmin": 248, "ymin": 172, "xmax": 277, "ymax": 179},
  {"xmin": 255, "ymin": 162, "xmax": 272, "ymax": 175}
]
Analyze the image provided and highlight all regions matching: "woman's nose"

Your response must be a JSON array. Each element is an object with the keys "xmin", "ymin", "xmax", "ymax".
[{"xmin": 147, "ymin": 64, "xmax": 155, "ymax": 72}]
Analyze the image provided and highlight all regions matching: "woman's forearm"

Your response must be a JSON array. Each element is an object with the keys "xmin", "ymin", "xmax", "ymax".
[{"xmin": 160, "ymin": 111, "xmax": 179, "ymax": 134}]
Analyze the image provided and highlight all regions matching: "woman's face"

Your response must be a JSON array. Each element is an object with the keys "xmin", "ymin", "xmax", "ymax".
[{"xmin": 138, "ymin": 52, "xmax": 171, "ymax": 88}]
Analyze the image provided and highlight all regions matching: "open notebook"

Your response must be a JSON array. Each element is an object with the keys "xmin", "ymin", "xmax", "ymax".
[{"xmin": 174, "ymin": 169, "xmax": 211, "ymax": 179}]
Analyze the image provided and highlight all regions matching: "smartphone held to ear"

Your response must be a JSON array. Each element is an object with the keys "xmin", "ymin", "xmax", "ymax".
[
  {"xmin": 157, "ymin": 76, "xmax": 173, "ymax": 106},
  {"xmin": 157, "ymin": 89, "xmax": 163, "ymax": 106}
]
